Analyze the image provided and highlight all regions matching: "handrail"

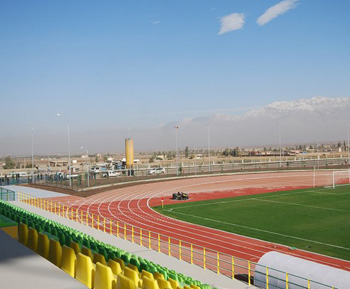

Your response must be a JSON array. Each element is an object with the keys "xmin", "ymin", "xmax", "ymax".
[{"xmin": 18, "ymin": 192, "xmax": 339, "ymax": 289}]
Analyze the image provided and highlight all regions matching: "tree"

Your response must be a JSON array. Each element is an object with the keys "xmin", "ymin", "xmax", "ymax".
[
  {"xmin": 3, "ymin": 156, "xmax": 15, "ymax": 169},
  {"xmin": 185, "ymin": 146, "xmax": 189, "ymax": 158}
]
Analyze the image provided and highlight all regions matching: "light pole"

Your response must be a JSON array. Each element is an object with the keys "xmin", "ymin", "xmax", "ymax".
[
  {"xmin": 30, "ymin": 124, "xmax": 34, "ymax": 183},
  {"xmin": 347, "ymin": 124, "xmax": 350, "ymax": 167},
  {"xmin": 174, "ymin": 126, "xmax": 179, "ymax": 176},
  {"xmin": 57, "ymin": 113, "xmax": 72, "ymax": 187},
  {"xmin": 279, "ymin": 125, "xmax": 282, "ymax": 168},
  {"xmin": 81, "ymin": 147, "xmax": 89, "ymax": 187},
  {"xmin": 207, "ymin": 124, "xmax": 211, "ymax": 172}
]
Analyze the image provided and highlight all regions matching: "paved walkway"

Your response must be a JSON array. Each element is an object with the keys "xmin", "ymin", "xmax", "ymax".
[
  {"xmin": 4, "ymin": 185, "xmax": 69, "ymax": 198},
  {"xmin": 11, "ymin": 199, "xmax": 256, "ymax": 289},
  {"xmin": 0, "ymin": 229, "xmax": 86, "ymax": 289}
]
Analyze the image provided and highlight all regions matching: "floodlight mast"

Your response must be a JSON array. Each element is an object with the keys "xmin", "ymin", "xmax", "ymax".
[{"xmin": 57, "ymin": 113, "xmax": 72, "ymax": 187}]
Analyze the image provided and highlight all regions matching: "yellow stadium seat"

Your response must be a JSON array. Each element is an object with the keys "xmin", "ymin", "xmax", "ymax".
[
  {"xmin": 81, "ymin": 246, "xmax": 93, "ymax": 260},
  {"xmin": 70, "ymin": 240, "xmax": 81, "ymax": 255},
  {"xmin": 27, "ymin": 227, "xmax": 38, "ymax": 251},
  {"xmin": 60, "ymin": 245, "xmax": 76, "ymax": 277},
  {"xmin": 116, "ymin": 274, "xmax": 137, "ymax": 289},
  {"xmin": 93, "ymin": 252, "xmax": 106, "ymax": 265},
  {"xmin": 114, "ymin": 257, "xmax": 125, "ymax": 271},
  {"xmin": 142, "ymin": 275, "xmax": 160, "ymax": 289},
  {"xmin": 76, "ymin": 253, "xmax": 95, "ymax": 288},
  {"xmin": 158, "ymin": 278, "xmax": 171, "ymax": 289},
  {"xmin": 37, "ymin": 232, "xmax": 50, "ymax": 259},
  {"xmin": 153, "ymin": 272, "xmax": 164, "ymax": 280},
  {"xmin": 107, "ymin": 259, "xmax": 122, "ymax": 276},
  {"xmin": 124, "ymin": 266, "xmax": 142, "ymax": 288},
  {"xmin": 18, "ymin": 222, "xmax": 28, "ymax": 246},
  {"xmin": 94, "ymin": 262, "xmax": 117, "ymax": 289},
  {"xmin": 48, "ymin": 239, "xmax": 62, "ymax": 267},
  {"xmin": 127, "ymin": 263, "xmax": 139, "ymax": 274},
  {"xmin": 168, "ymin": 277, "xmax": 179, "ymax": 289},
  {"xmin": 190, "ymin": 285, "xmax": 200, "ymax": 289},
  {"xmin": 183, "ymin": 285, "xmax": 191, "ymax": 289},
  {"xmin": 141, "ymin": 270, "xmax": 154, "ymax": 280}
]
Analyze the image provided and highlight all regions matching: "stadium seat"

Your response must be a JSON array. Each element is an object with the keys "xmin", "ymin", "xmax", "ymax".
[
  {"xmin": 141, "ymin": 270, "xmax": 154, "ymax": 280},
  {"xmin": 94, "ymin": 262, "xmax": 116, "ymax": 289},
  {"xmin": 127, "ymin": 263, "xmax": 140, "ymax": 274},
  {"xmin": 70, "ymin": 240, "xmax": 81, "ymax": 255},
  {"xmin": 157, "ymin": 278, "xmax": 171, "ymax": 289},
  {"xmin": 75, "ymin": 253, "xmax": 95, "ymax": 289},
  {"xmin": 168, "ymin": 277, "xmax": 179, "ymax": 289},
  {"xmin": 48, "ymin": 239, "xmax": 62, "ymax": 267},
  {"xmin": 37, "ymin": 232, "xmax": 50, "ymax": 259},
  {"xmin": 93, "ymin": 252, "xmax": 106, "ymax": 265},
  {"xmin": 114, "ymin": 257, "xmax": 125, "ymax": 271},
  {"xmin": 153, "ymin": 272, "xmax": 165, "ymax": 280},
  {"xmin": 107, "ymin": 259, "xmax": 122, "ymax": 276},
  {"xmin": 142, "ymin": 275, "xmax": 160, "ymax": 289},
  {"xmin": 60, "ymin": 245, "xmax": 77, "ymax": 277},
  {"xmin": 27, "ymin": 227, "xmax": 38, "ymax": 251},
  {"xmin": 116, "ymin": 274, "xmax": 137, "ymax": 289},
  {"xmin": 81, "ymin": 246, "xmax": 93, "ymax": 260},
  {"xmin": 18, "ymin": 222, "xmax": 28, "ymax": 246},
  {"xmin": 124, "ymin": 266, "xmax": 142, "ymax": 288}
]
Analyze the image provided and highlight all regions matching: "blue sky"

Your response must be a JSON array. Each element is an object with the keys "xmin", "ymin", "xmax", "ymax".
[{"xmin": 1, "ymin": 0, "xmax": 350, "ymax": 155}]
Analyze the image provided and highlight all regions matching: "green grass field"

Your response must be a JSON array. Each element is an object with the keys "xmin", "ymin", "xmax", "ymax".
[{"xmin": 154, "ymin": 186, "xmax": 350, "ymax": 261}]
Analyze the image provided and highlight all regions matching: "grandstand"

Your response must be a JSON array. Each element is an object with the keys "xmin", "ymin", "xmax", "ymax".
[{"xmin": 0, "ymin": 189, "xmax": 249, "ymax": 289}]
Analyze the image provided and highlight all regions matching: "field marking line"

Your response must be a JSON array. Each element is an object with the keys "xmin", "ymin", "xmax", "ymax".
[
  {"xmin": 254, "ymin": 199, "xmax": 350, "ymax": 213},
  {"xmin": 164, "ymin": 210, "xmax": 350, "ymax": 251},
  {"xmin": 168, "ymin": 189, "xmax": 313, "ymax": 211}
]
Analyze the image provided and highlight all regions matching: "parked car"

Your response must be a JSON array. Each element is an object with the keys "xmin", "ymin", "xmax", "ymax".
[
  {"xmin": 102, "ymin": 170, "xmax": 121, "ymax": 178},
  {"xmin": 147, "ymin": 167, "xmax": 166, "ymax": 175}
]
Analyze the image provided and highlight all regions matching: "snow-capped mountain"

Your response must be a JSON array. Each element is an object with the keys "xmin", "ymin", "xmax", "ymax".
[{"xmin": 169, "ymin": 96, "xmax": 350, "ymax": 148}]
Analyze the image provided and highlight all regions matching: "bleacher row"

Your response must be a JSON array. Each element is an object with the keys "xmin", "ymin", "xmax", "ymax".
[{"xmin": 0, "ymin": 200, "xmax": 215, "ymax": 289}]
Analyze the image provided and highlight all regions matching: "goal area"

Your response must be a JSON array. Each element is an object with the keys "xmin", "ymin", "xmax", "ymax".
[{"xmin": 332, "ymin": 170, "xmax": 350, "ymax": 189}]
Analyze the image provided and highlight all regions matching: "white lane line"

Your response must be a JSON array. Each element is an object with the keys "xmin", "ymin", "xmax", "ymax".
[{"xmin": 164, "ymin": 210, "xmax": 350, "ymax": 251}]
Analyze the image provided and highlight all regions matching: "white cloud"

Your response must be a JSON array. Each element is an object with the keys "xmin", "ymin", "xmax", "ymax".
[
  {"xmin": 218, "ymin": 13, "xmax": 245, "ymax": 35},
  {"xmin": 257, "ymin": 0, "xmax": 299, "ymax": 26},
  {"xmin": 153, "ymin": 21, "xmax": 160, "ymax": 25}
]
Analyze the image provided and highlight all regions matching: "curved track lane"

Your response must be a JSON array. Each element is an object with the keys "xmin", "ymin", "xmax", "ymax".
[{"xmin": 57, "ymin": 171, "xmax": 350, "ymax": 271}]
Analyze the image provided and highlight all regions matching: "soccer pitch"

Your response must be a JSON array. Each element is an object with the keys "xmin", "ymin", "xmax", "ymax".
[{"xmin": 154, "ymin": 186, "xmax": 350, "ymax": 261}]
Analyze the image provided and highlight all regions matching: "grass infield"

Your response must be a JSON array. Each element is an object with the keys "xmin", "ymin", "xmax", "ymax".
[{"xmin": 154, "ymin": 186, "xmax": 350, "ymax": 261}]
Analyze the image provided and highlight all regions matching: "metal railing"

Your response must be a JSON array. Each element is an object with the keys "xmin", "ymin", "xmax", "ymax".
[
  {"xmin": 17, "ymin": 193, "xmax": 339, "ymax": 289},
  {"xmin": 0, "ymin": 187, "xmax": 15, "ymax": 201}
]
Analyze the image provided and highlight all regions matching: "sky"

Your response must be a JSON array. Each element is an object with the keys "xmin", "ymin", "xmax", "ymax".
[{"xmin": 1, "ymin": 0, "xmax": 350, "ymax": 156}]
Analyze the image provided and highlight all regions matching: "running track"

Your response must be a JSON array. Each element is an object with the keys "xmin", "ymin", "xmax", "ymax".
[{"xmin": 51, "ymin": 171, "xmax": 350, "ymax": 273}]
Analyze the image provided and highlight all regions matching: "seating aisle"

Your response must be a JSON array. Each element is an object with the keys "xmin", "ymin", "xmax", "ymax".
[{"xmin": 0, "ymin": 229, "xmax": 87, "ymax": 289}]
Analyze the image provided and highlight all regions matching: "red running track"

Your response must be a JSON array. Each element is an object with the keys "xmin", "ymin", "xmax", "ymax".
[{"xmin": 53, "ymin": 171, "xmax": 350, "ymax": 272}]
